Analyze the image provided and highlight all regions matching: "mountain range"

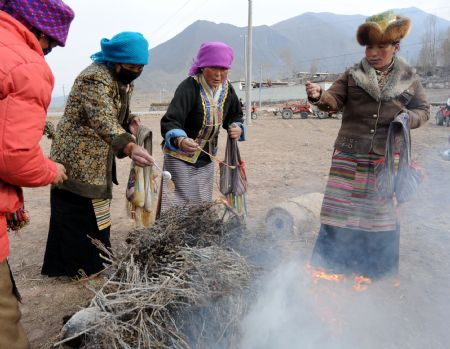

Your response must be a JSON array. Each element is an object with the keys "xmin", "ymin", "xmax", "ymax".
[{"xmin": 135, "ymin": 7, "xmax": 450, "ymax": 95}]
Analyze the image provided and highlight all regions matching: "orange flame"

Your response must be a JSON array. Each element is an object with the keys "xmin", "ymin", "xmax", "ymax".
[
  {"xmin": 306, "ymin": 264, "xmax": 372, "ymax": 291},
  {"xmin": 352, "ymin": 274, "xmax": 372, "ymax": 291},
  {"xmin": 312, "ymin": 270, "xmax": 345, "ymax": 283}
]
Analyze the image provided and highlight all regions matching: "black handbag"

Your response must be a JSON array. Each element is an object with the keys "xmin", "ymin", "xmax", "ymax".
[
  {"xmin": 219, "ymin": 137, "xmax": 247, "ymax": 196},
  {"xmin": 376, "ymin": 112, "xmax": 424, "ymax": 203},
  {"xmin": 219, "ymin": 137, "xmax": 248, "ymax": 215}
]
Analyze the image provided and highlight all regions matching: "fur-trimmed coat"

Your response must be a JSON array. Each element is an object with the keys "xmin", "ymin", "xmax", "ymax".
[
  {"xmin": 314, "ymin": 57, "xmax": 429, "ymax": 155},
  {"xmin": 51, "ymin": 63, "xmax": 134, "ymax": 199}
]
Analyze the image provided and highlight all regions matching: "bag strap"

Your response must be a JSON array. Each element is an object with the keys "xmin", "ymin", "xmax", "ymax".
[
  {"xmin": 136, "ymin": 125, "xmax": 152, "ymax": 154},
  {"xmin": 392, "ymin": 113, "xmax": 412, "ymax": 171},
  {"xmin": 383, "ymin": 119, "xmax": 398, "ymax": 193}
]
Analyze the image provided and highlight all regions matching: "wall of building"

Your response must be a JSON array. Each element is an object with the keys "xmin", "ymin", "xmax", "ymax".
[{"xmin": 232, "ymin": 82, "xmax": 333, "ymax": 103}]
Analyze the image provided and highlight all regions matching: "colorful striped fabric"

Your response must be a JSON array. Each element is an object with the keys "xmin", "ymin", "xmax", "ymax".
[
  {"xmin": 320, "ymin": 150, "xmax": 397, "ymax": 232},
  {"xmin": 92, "ymin": 199, "xmax": 111, "ymax": 230},
  {"xmin": 160, "ymin": 156, "xmax": 214, "ymax": 213},
  {"xmin": 225, "ymin": 192, "xmax": 247, "ymax": 216}
]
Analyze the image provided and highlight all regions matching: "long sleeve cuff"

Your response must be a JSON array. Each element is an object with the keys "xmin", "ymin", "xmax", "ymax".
[
  {"xmin": 164, "ymin": 129, "xmax": 188, "ymax": 151},
  {"xmin": 234, "ymin": 122, "xmax": 246, "ymax": 141},
  {"xmin": 112, "ymin": 132, "xmax": 135, "ymax": 158}
]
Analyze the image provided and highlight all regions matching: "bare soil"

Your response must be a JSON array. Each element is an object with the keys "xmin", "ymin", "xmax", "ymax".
[{"xmin": 8, "ymin": 104, "xmax": 450, "ymax": 348}]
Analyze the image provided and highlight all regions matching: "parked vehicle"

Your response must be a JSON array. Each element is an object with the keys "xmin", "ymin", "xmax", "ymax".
[
  {"xmin": 273, "ymin": 100, "xmax": 342, "ymax": 120},
  {"xmin": 242, "ymin": 103, "xmax": 257, "ymax": 120},
  {"xmin": 435, "ymin": 105, "xmax": 450, "ymax": 127}
]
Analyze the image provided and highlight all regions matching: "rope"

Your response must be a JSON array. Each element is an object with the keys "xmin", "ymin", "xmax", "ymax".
[{"xmin": 197, "ymin": 146, "xmax": 237, "ymax": 169}]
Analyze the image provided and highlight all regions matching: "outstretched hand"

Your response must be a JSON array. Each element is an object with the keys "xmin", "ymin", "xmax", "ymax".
[
  {"xmin": 305, "ymin": 80, "xmax": 321, "ymax": 100},
  {"xmin": 126, "ymin": 143, "xmax": 154, "ymax": 167}
]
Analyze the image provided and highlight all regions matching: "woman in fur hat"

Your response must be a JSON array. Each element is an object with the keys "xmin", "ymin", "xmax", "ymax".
[{"xmin": 306, "ymin": 11, "xmax": 429, "ymax": 278}]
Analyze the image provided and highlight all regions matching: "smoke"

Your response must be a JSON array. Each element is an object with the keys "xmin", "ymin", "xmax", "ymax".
[
  {"xmin": 237, "ymin": 254, "xmax": 450, "ymax": 349},
  {"xmin": 235, "ymin": 124, "xmax": 450, "ymax": 349},
  {"xmin": 239, "ymin": 261, "xmax": 328, "ymax": 349}
]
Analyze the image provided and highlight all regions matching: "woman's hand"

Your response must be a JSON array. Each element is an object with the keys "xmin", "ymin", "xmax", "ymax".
[
  {"xmin": 52, "ymin": 163, "xmax": 68, "ymax": 185},
  {"xmin": 178, "ymin": 137, "xmax": 198, "ymax": 154},
  {"xmin": 125, "ymin": 143, "xmax": 154, "ymax": 167},
  {"xmin": 305, "ymin": 80, "xmax": 321, "ymax": 100},
  {"xmin": 128, "ymin": 117, "xmax": 141, "ymax": 136},
  {"xmin": 228, "ymin": 123, "xmax": 242, "ymax": 139}
]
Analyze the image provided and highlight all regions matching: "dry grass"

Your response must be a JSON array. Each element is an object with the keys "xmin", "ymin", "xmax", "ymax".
[{"xmin": 56, "ymin": 202, "xmax": 253, "ymax": 349}]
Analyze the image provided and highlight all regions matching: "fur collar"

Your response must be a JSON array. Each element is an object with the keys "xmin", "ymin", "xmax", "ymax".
[{"xmin": 349, "ymin": 57, "xmax": 416, "ymax": 101}]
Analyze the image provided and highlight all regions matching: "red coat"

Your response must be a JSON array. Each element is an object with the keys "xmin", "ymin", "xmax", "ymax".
[{"xmin": 0, "ymin": 11, "xmax": 57, "ymax": 262}]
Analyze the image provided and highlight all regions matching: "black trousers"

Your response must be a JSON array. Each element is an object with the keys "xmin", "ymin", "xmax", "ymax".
[
  {"xmin": 311, "ymin": 224, "xmax": 400, "ymax": 279},
  {"xmin": 41, "ymin": 188, "xmax": 111, "ymax": 277}
]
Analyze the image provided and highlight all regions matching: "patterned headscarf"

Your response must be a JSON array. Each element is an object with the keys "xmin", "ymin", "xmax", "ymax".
[
  {"xmin": 188, "ymin": 41, "xmax": 234, "ymax": 76},
  {"xmin": 91, "ymin": 32, "xmax": 149, "ymax": 65},
  {"xmin": 0, "ymin": 0, "xmax": 74, "ymax": 46}
]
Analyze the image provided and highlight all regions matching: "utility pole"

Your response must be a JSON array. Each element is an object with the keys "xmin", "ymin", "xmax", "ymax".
[
  {"xmin": 258, "ymin": 64, "xmax": 262, "ymax": 109},
  {"xmin": 62, "ymin": 84, "xmax": 66, "ymax": 104},
  {"xmin": 240, "ymin": 34, "xmax": 247, "ymax": 81},
  {"xmin": 245, "ymin": 0, "xmax": 253, "ymax": 126}
]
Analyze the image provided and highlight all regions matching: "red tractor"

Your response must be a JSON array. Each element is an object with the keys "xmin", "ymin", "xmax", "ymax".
[
  {"xmin": 435, "ymin": 105, "xmax": 450, "ymax": 127},
  {"xmin": 241, "ymin": 102, "xmax": 257, "ymax": 120},
  {"xmin": 279, "ymin": 100, "xmax": 313, "ymax": 119},
  {"xmin": 274, "ymin": 100, "xmax": 342, "ymax": 120}
]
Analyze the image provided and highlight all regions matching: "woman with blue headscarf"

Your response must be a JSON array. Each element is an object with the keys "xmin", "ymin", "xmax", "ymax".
[{"xmin": 42, "ymin": 32, "xmax": 153, "ymax": 278}]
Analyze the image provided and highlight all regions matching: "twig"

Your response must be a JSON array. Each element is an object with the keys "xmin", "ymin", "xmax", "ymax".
[{"xmin": 53, "ymin": 324, "xmax": 100, "ymax": 347}]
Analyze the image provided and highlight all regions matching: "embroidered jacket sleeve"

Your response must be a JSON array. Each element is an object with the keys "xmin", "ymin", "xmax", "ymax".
[
  {"xmin": 310, "ymin": 71, "xmax": 349, "ymax": 113},
  {"xmin": 81, "ymin": 78, "xmax": 134, "ymax": 158}
]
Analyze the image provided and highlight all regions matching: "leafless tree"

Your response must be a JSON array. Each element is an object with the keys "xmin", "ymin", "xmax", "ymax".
[
  {"xmin": 439, "ymin": 27, "xmax": 450, "ymax": 69},
  {"xmin": 417, "ymin": 15, "xmax": 438, "ymax": 73},
  {"xmin": 279, "ymin": 47, "xmax": 296, "ymax": 78},
  {"xmin": 309, "ymin": 59, "xmax": 318, "ymax": 76}
]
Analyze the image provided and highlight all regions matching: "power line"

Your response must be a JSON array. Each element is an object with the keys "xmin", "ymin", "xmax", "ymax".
[
  {"xmin": 249, "ymin": 38, "xmax": 448, "ymax": 71},
  {"xmin": 150, "ymin": 0, "xmax": 194, "ymax": 37},
  {"xmin": 150, "ymin": 0, "xmax": 210, "ymax": 47}
]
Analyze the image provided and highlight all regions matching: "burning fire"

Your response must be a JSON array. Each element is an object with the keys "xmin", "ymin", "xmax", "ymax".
[
  {"xmin": 307, "ymin": 264, "xmax": 372, "ymax": 291},
  {"xmin": 352, "ymin": 275, "xmax": 372, "ymax": 291},
  {"xmin": 311, "ymin": 269, "xmax": 344, "ymax": 283},
  {"xmin": 305, "ymin": 265, "xmax": 374, "ymax": 337}
]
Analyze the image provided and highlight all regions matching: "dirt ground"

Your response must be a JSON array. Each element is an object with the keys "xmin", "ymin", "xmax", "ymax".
[{"xmin": 8, "ymin": 102, "xmax": 450, "ymax": 348}]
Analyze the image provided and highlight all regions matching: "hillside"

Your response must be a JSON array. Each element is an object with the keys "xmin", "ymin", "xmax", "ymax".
[{"xmin": 133, "ymin": 7, "xmax": 450, "ymax": 96}]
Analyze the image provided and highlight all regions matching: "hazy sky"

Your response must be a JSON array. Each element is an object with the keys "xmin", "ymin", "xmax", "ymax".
[{"xmin": 45, "ymin": 0, "xmax": 450, "ymax": 97}]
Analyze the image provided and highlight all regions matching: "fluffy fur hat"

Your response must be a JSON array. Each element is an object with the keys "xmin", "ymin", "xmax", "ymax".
[{"xmin": 356, "ymin": 11, "xmax": 411, "ymax": 46}]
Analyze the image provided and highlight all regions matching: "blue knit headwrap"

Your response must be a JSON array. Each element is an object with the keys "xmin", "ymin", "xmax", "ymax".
[{"xmin": 91, "ymin": 31, "xmax": 149, "ymax": 65}]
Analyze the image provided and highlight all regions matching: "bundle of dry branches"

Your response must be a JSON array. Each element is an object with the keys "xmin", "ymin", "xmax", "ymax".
[{"xmin": 58, "ymin": 202, "xmax": 252, "ymax": 349}]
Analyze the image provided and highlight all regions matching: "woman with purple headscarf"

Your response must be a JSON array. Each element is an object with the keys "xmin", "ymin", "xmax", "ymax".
[{"xmin": 160, "ymin": 41, "xmax": 245, "ymax": 212}]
